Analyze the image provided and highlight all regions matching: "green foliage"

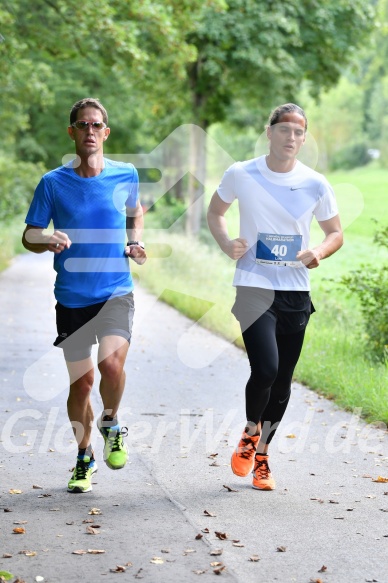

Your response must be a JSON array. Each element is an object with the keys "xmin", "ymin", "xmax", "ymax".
[
  {"xmin": 185, "ymin": 0, "xmax": 375, "ymax": 128},
  {"xmin": 340, "ymin": 225, "xmax": 388, "ymax": 362},
  {"xmin": 145, "ymin": 197, "xmax": 187, "ymax": 230},
  {"xmin": 0, "ymin": 154, "xmax": 45, "ymax": 223},
  {"xmin": 329, "ymin": 142, "xmax": 371, "ymax": 171}
]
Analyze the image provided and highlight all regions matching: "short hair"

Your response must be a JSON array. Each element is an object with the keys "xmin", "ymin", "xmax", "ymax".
[
  {"xmin": 69, "ymin": 98, "xmax": 108, "ymax": 125},
  {"xmin": 267, "ymin": 103, "xmax": 307, "ymax": 131}
]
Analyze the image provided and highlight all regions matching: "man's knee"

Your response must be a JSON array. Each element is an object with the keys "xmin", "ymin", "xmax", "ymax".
[
  {"xmin": 98, "ymin": 355, "xmax": 124, "ymax": 384},
  {"xmin": 69, "ymin": 371, "xmax": 94, "ymax": 400}
]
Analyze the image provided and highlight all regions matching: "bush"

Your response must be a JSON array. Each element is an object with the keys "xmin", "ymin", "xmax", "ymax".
[
  {"xmin": 340, "ymin": 225, "xmax": 388, "ymax": 362},
  {"xmin": 330, "ymin": 142, "xmax": 371, "ymax": 171}
]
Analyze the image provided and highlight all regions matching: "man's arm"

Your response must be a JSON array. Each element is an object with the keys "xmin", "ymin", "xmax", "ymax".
[
  {"xmin": 125, "ymin": 199, "xmax": 147, "ymax": 265},
  {"xmin": 22, "ymin": 225, "xmax": 71, "ymax": 254},
  {"xmin": 207, "ymin": 192, "xmax": 248, "ymax": 260},
  {"xmin": 296, "ymin": 214, "xmax": 343, "ymax": 269}
]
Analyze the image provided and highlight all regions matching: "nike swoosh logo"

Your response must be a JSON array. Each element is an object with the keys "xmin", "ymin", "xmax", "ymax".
[
  {"xmin": 278, "ymin": 396, "xmax": 289, "ymax": 404},
  {"xmin": 290, "ymin": 187, "xmax": 302, "ymax": 191}
]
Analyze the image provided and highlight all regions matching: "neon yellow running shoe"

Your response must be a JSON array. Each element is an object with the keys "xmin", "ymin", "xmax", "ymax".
[
  {"xmin": 97, "ymin": 416, "xmax": 128, "ymax": 470},
  {"xmin": 67, "ymin": 455, "xmax": 97, "ymax": 493}
]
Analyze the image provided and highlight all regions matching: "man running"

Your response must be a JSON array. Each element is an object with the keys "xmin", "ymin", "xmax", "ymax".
[
  {"xmin": 207, "ymin": 103, "xmax": 343, "ymax": 490},
  {"xmin": 22, "ymin": 97, "xmax": 147, "ymax": 493}
]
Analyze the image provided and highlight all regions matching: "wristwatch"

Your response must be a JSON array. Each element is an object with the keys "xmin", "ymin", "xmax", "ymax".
[{"xmin": 127, "ymin": 240, "xmax": 145, "ymax": 249}]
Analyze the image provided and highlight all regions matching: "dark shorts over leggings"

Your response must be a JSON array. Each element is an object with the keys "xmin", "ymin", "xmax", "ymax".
[
  {"xmin": 232, "ymin": 286, "xmax": 314, "ymax": 444},
  {"xmin": 54, "ymin": 292, "xmax": 135, "ymax": 362}
]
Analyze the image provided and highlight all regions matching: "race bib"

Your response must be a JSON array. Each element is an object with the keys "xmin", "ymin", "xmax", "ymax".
[{"xmin": 256, "ymin": 233, "xmax": 303, "ymax": 267}]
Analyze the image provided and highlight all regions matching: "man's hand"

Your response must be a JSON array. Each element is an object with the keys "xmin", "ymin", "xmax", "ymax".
[
  {"xmin": 296, "ymin": 249, "xmax": 320, "ymax": 269},
  {"xmin": 125, "ymin": 243, "xmax": 147, "ymax": 265},
  {"xmin": 222, "ymin": 238, "xmax": 249, "ymax": 260},
  {"xmin": 48, "ymin": 230, "xmax": 72, "ymax": 254}
]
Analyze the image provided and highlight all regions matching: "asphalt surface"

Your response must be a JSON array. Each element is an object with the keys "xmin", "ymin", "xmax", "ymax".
[{"xmin": 0, "ymin": 253, "xmax": 387, "ymax": 583}]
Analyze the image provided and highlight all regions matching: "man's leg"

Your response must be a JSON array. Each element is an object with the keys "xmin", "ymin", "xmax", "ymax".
[
  {"xmin": 96, "ymin": 335, "xmax": 130, "ymax": 470},
  {"xmin": 66, "ymin": 357, "xmax": 97, "ymax": 493},
  {"xmin": 97, "ymin": 335, "xmax": 129, "ymax": 417},
  {"xmin": 66, "ymin": 358, "xmax": 95, "ymax": 448}
]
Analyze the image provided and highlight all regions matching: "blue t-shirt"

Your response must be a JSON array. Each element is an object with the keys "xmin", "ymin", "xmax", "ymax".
[{"xmin": 25, "ymin": 158, "xmax": 139, "ymax": 307}]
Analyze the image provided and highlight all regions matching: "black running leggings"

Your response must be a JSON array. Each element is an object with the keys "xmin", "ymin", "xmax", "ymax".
[{"xmin": 242, "ymin": 313, "xmax": 305, "ymax": 445}]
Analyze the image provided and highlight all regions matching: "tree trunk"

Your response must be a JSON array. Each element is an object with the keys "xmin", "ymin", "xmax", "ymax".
[{"xmin": 186, "ymin": 120, "xmax": 208, "ymax": 237}]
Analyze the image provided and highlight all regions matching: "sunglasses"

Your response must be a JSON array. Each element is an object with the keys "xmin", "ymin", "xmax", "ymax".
[{"xmin": 71, "ymin": 120, "xmax": 107, "ymax": 131}]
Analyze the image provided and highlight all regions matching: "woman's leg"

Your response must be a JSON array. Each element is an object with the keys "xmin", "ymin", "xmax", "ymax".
[{"xmin": 258, "ymin": 328, "xmax": 306, "ymax": 449}]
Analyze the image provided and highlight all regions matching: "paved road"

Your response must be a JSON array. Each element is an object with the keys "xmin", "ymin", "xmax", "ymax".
[{"xmin": 0, "ymin": 253, "xmax": 387, "ymax": 583}]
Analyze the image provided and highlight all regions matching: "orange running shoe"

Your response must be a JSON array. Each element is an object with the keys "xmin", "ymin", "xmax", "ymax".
[
  {"xmin": 252, "ymin": 453, "xmax": 276, "ymax": 490},
  {"xmin": 231, "ymin": 432, "xmax": 260, "ymax": 477}
]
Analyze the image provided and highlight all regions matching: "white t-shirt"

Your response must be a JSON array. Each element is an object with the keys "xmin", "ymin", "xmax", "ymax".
[{"xmin": 217, "ymin": 155, "xmax": 338, "ymax": 291}]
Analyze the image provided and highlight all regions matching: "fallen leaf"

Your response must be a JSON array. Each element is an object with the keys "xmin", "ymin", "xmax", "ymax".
[
  {"xmin": 13, "ymin": 521, "xmax": 28, "ymax": 525},
  {"xmin": 222, "ymin": 485, "xmax": 238, "ymax": 493},
  {"xmin": 13, "ymin": 528, "xmax": 25, "ymax": 534},
  {"xmin": 9, "ymin": 489, "xmax": 22, "ymax": 495},
  {"xmin": 213, "ymin": 564, "xmax": 226, "ymax": 575},
  {"xmin": 0, "ymin": 573, "xmax": 14, "ymax": 582},
  {"xmin": 203, "ymin": 510, "xmax": 216, "ymax": 517},
  {"xmin": 184, "ymin": 549, "xmax": 196, "ymax": 555},
  {"xmin": 72, "ymin": 550, "xmax": 87, "ymax": 555},
  {"xmin": 38, "ymin": 494, "xmax": 51, "ymax": 498},
  {"xmin": 215, "ymin": 532, "xmax": 228, "ymax": 540},
  {"xmin": 193, "ymin": 570, "xmax": 207, "ymax": 575},
  {"xmin": 83, "ymin": 519, "xmax": 94, "ymax": 524},
  {"xmin": 208, "ymin": 453, "xmax": 218, "ymax": 458},
  {"xmin": 310, "ymin": 579, "xmax": 323, "ymax": 583},
  {"xmin": 334, "ymin": 517, "xmax": 345, "ymax": 520},
  {"xmin": 372, "ymin": 476, "xmax": 388, "ymax": 483},
  {"xmin": 86, "ymin": 526, "xmax": 100, "ymax": 535},
  {"xmin": 209, "ymin": 461, "xmax": 220, "ymax": 466},
  {"xmin": 87, "ymin": 549, "xmax": 105, "ymax": 554},
  {"xmin": 210, "ymin": 549, "xmax": 223, "ymax": 556},
  {"xmin": 329, "ymin": 500, "xmax": 339, "ymax": 504},
  {"xmin": 3, "ymin": 509, "xmax": 12, "ymax": 512},
  {"xmin": 134, "ymin": 568, "xmax": 144, "ymax": 579},
  {"xmin": 210, "ymin": 562, "xmax": 223, "ymax": 567},
  {"xmin": 161, "ymin": 548, "xmax": 170, "ymax": 553},
  {"xmin": 2, "ymin": 555, "xmax": 12, "ymax": 559},
  {"xmin": 233, "ymin": 543, "xmax": 244, "ymax": 548},
  {"xmin": 150, "ymin": 557, "xmax": 164, "ymax": 564},
  {"xmin": 202, "ymin": 528, "xmax": 210, "ymax": 534},
  {"xmin": 88, "ymin": 508, "xmax": 102, "ymax": 515},
  {"xmin": 286, "ymin": 434, "xmax": 296, "ymax": 438},
  {"xmin": 20, "ymin": 551, "xmax": 36, "ymax": 557},
  {"xmin": 110, "ymin": 566, "xmax": 126, "ymax": 573},
  {"xmin": 277, "ymin": 546, "xmax": 287, "ymax": 552},
  {"xmin": 318, "ymin": 565, "xmax": 328, "ymax": 572},
  {"xmin": 249, "ymin": 555, "xmax": 260, "ymax": 562},
  {"xmin": 32, "ymin": 485, "xmax": 43, "ymax": 489},
  {"xmin": 195, "ymin": 534, "xmax": 203, "ymax": 540}
]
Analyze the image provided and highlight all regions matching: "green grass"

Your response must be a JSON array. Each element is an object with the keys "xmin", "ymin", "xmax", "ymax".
[
  {"xmin": 0, "ymin": 216, "xmax": 26, "ymax": 271},
  {"xmin": 134, "ymin": 164, "xmax": 388, "ymax": 425}
]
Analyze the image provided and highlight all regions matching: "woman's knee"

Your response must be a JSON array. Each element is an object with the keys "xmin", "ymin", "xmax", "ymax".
[{"xmin": 249, "ymin": 361, "xmax": 278, "ymax": 389}]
